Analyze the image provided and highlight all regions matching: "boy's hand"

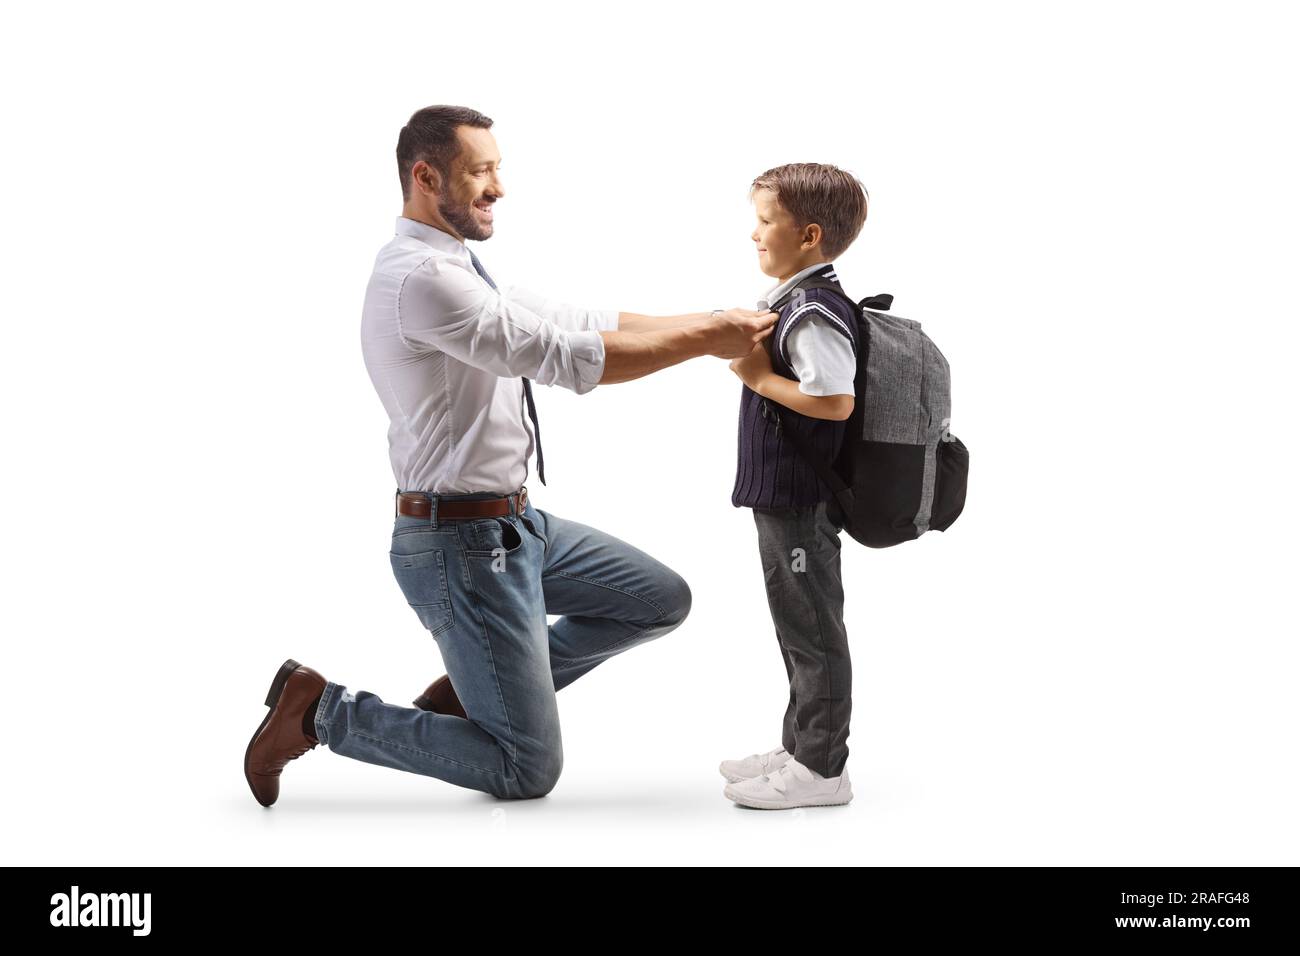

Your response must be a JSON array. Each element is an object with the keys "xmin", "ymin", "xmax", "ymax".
[{"xmin": 729, "ymin": 340, "xmax": 773, "ymax": 389}]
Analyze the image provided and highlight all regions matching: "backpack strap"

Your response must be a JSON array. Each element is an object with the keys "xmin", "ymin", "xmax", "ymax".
[
  {"xmin": 769, "ymin": 403, "xmax": 857, "ymax": 519},
  {"xmin": 773, "ymin": 289, "xmax": 858, "ymax": 369},
  {"xmin": 771, "ymin": 278, "xmax": 860, "ymax": 364},
  {"xmin": 770, "ymin": 278, "xmax": 893, "ymax": 315}
]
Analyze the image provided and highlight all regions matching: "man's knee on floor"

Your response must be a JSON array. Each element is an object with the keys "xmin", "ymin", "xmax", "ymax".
[
  {"xmin": 656, "ymin": 570, "xmax": 692, "ymax": 630},
  {"xmin": 508, "ymin": 746, "xmax": 564, "ymax": 799}
]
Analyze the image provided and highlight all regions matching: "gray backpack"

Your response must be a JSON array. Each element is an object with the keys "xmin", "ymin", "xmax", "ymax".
[{"xmin": 770, "ymin": 279, "xmax": 969, "ymax": 548}]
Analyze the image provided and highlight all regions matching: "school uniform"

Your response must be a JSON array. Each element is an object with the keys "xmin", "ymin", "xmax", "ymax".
[{"xmin": 732, "ymin": 262, "xmax": 857, "ymax": 780}]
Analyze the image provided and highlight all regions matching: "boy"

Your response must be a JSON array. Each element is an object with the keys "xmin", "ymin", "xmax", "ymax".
[{"xmin": 722, "ymin": 163, "xmax": 869, "ymax": 809}]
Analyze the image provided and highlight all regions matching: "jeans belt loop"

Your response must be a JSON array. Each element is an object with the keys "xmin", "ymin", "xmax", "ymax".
[{"xmin": 428, "ymin": 492, "xmax": 439, "ymax": 531}]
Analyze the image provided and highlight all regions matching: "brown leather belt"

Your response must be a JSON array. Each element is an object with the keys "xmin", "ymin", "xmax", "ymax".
[{"xmin": 396, "ymin": 487, "xmax": 528, "ymax": 520}]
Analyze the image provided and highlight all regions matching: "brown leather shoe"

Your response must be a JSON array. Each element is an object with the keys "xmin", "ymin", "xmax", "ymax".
[
  {"xmin": 244, "ymin": 658, "xmax": 327, "ymax": 807},
  {"xmin": 412, "ymin": 673, "xmax": 466, "ymax": 718}
]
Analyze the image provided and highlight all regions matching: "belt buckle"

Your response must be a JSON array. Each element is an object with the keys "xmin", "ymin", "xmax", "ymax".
[{"xmin": 517, "ymin": 485, "xmax": 528, "ymax": 512}]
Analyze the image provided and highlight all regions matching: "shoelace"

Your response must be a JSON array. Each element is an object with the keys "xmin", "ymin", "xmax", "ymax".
[
  {"xmin": 254, "ymin": 739, "xmax": 316, "ymax": 777},
  {"xmin": 287, "ymin": 739, "xmax": 317, "ymax": 760}
]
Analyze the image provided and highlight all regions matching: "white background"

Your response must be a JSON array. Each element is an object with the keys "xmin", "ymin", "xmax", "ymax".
[{"xmin": 3, "ymin": 0, "xmax": 1297, "ymax": 866}]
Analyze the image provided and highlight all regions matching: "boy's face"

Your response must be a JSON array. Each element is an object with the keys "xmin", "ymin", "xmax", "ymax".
[{"xmin": 751, "ymin": 187, "xmax": 816, "ymax": 280}]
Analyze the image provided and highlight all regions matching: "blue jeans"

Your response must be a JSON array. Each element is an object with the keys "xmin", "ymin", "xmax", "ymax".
[{"xmin": 312, "ymin": 491, "xmax": 692, "ymax": 799}]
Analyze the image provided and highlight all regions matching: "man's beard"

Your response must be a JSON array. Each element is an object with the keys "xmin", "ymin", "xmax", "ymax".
[{"xmin": 441, "ymin": 196, "xmax": 493, "ymax": 241}]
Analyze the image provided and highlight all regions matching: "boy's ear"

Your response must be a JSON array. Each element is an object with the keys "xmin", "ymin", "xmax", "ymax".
[{"xmin": 800, "ymin": 222, "xmax": 824, "ymax": 250}]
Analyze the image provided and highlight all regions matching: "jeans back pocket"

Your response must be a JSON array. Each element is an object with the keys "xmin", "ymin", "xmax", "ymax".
[{"xmin": 388, "ymin": 547, "xmax": 455, "ymax": 636}]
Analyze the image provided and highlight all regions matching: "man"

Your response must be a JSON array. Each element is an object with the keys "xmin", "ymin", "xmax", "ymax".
[{"xmin": 244, "ymin": 105, "xmax": 776, "ymax": 805}]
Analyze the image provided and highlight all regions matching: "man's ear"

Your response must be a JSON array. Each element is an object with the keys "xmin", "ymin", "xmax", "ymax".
[{"xmin": 412, "ymin": 160, "xmax": 442, "ymax": 197}]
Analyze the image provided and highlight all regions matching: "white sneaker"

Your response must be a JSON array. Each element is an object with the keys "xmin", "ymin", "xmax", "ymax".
[
  {"xmin": 723, "ymin": 757, "xmax": 853, "ymax": 809},
  {"xmin": 719, "ymin": 746, "xmax": 792, "ymax": 783}
]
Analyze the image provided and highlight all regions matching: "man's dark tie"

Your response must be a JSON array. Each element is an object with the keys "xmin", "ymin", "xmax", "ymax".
[{"xmin": 467, "ymin": 248, "xmax": 546, "ymax": 486}]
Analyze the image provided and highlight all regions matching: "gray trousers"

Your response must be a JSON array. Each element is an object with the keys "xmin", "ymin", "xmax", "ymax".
[{"xmin": 752, "ymin": 501, "xmax": 851, "ymax": 778}]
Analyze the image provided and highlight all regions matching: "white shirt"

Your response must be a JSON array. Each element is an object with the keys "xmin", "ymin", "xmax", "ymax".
[
  {"xmin": 759, "ymin": 261, "xmax": 858, "ymax": 397},
  {"xmin": 360, "ymin": 217, "xmax": 619, "ymax": 493}
]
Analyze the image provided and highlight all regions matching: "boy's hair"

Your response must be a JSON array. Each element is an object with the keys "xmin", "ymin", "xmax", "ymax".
[
  {"xmin": 397, "ymin": 105, "xmax": 494, "ymax": 201},
  {"xmin": 750, "ymin": 163, "xmax": 869, "ymax": 259}
]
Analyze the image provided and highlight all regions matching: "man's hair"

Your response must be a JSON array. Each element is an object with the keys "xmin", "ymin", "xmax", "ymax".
[
  {"xmin": 750, "ymin": 163, "xmax": 869, "ymax": 259},
  {"xmin": 397, "ymin": 105, "xmax": 494, "ymax": 201}
]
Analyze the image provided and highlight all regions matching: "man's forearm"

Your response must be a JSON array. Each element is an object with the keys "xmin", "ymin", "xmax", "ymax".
[
  {"xmin": 616, "ymin": 311, "xmax": 712, "ymax": 333},
  {"xmin": 598, "ymin": 325, "xmax": 715, "ymax": 383}
]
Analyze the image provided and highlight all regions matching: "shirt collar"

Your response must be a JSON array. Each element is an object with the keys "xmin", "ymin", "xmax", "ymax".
[
  {"xmin": 394, "ymin": 217, "xmax": 472, "ymax": 264},
  {"xmin": 759, "ymin": 261, "xmax": 839, "ymax": 310}
]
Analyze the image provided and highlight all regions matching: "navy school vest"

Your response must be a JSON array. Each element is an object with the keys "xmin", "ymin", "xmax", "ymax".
[{"xmin": 731, "ymin": 272, "xmax": 860, "ymax": 509}]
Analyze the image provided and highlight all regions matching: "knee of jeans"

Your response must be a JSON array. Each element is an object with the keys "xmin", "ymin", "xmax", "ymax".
[
  {"xmin": 656, "ymin": 571, "xmax": 692, "ymax": 629},
  {"xmin": 513, "ymin": 746, "xmax": 563, "ymax": 799}
]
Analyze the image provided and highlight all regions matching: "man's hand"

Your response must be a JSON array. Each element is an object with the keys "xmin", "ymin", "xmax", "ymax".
[
  {"xmin": 706, "ymin": 308, "xmax": 778, "ymax": 359},
  {"xmin": 596, "ymin": 308, "xmax": 776, "ymax": 385},
  {"xmin": 729, "ymin": 340, "xmax": 774, "ymax": 389}
]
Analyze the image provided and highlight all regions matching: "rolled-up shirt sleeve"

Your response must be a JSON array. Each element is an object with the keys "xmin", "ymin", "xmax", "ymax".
[
  {"xmin": 396, "ymin": 258, "xmax": 606, "ymax": 394},
  {"xmin": 499, "ymin": 284, "xmax": 620, "ymax": 333}
]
